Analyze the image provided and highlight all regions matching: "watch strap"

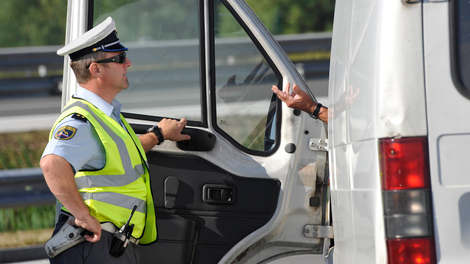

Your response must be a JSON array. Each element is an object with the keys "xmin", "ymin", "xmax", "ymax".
[
  {"xmin": 309, "ymin": 103, "xmax": 322, "ymax": 119},
  {"xmin": 148, "ymin": 125, "xmax": 164, "ymax": 145}
]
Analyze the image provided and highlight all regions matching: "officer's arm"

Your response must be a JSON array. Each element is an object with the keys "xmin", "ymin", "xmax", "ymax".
[
  {"xmin": 139, "ymin": 118, "xmax": 191, "ymax": 152},
  {"xmin": 40, "ymin": 154, "xmax": 102, "ymax": 243}
]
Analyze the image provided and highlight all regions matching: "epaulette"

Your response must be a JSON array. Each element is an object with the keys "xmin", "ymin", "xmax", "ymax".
[{"xmin": 71, "ymin": 113, "xmax": 88, "ymax": 122}]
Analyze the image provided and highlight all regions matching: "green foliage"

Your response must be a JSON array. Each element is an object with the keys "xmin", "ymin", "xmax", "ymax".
[
  {"xmin": 214, "ymin": 0, "xmax": 248, "ymax": 38},
  {"xmin": 246, "ymin": 0, "xmax": 335, "ymax": 34},
  {"xmin": 94, "ymin": 0, "xmax": 199, "ymax": 41},
  {"xmin": 0, "ymin": 0, "xmax": 67, "ymax": 48},
  {"xmin": 0, "ymin": 205, "xmax": 55, "ymax": 232},
  {"xmin": 214, "ymin": 0, "xmax": 334, "ymax": 39},
  {"xmin": 0, "ymin": 0, "xmax": 334, "ymax": 48}
]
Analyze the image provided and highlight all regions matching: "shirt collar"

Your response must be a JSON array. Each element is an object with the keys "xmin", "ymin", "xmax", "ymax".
[{"xmin": 76, "ymin": 86, "xmax": 123, "ymax": 117}]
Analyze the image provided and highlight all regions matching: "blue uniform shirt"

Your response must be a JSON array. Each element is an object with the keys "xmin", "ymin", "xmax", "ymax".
[{"xmin": 42, "ymin": 86, "xmax": 125, "ymax": 173}]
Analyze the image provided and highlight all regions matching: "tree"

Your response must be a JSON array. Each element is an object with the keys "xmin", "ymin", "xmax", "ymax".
[
  {"xmin": 246, "ymin": 0, "xmax": 335, "ymax": 35},
  {"xmin": 0, "ymin": 0, "xmax": 67, "ymax": 48},
  {"xmin": 0, "ymin": 0, "xmax": 334, "ymax": 48}
]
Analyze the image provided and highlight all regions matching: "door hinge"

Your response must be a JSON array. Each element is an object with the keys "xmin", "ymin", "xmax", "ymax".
[
  {"xmin": 309, "ymin": 138, "xmax": 328, "ymax": 152},
  {"xmin": 304, "ymin": 225, "xmax": 334, "ymax": 239}
]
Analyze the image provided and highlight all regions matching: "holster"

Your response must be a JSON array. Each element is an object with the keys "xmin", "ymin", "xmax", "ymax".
[{"xmin": 44, "ymin": 220, "xmax": 86, "ymax": 258}]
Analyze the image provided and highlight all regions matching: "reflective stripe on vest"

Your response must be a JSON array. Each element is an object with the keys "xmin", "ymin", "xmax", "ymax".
[
  {"xmin": 51, "ymin": 98, "xmax": 156, "ymax": 242},
  {"xmin": 81, "ymin": 192, "xmax": 147, "ymax": 214}
]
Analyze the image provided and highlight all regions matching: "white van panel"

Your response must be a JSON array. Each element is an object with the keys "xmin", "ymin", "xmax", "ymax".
[
  {"xmin": 330, "ymin": 139, "xmax": 386, "ymax": 264},
  {"xmin": 329, "ymin": 0, "xmax": 427, "ymax": 263},
  {"xmin": 423, "ymin": 1, "xmax": 470, "ymax": 263},
  {"xmin": 349, "ymin": 140, "xmax": 385, "ymax": 263},
  {"xmin": 329, "ymin": 0, "xmax": 426, "ymax": 147},
  {"xmin": 328, "ymin": 0, "xmax": 351, "ymax": 149},
  {"xmin": 330, "ymin": 190, "xmax": 356, "ymax": 262},
  {"xmin": 374, "ymin": 1, "xmax": 427, "ymax": 138}
]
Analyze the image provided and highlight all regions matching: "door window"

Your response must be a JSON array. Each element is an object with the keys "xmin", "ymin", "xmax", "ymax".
[
  {"xmin": 213, "ymin": 0, "xmax": 280, "ymax": 153},
  {"xmin": 93, "ymin": 0, "xmax": 203, "ymax": 123},
  {"xmin": 93, "ymin": 0, "xmax": 281, "ymax": 154},
  {"xmin": 451, "ymin": 0, "xmax": 470, "ymax": 99}
]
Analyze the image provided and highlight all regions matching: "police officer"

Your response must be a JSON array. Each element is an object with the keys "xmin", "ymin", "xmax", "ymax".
[{"xmin": 40, "ymin": 17, "xmax": 190, "ymax": 264}]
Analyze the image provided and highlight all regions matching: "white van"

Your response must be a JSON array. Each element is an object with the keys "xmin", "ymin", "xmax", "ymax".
[
  {"xmin": 62, "ymin": 0, "xmax": 460, "ymax": 263},
  {"xmin": 329, "ymin": 0, "xmax": 464, "ymax": 263}
]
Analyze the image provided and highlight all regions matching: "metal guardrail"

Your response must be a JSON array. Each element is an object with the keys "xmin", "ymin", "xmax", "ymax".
[
  {"xmin": 0, "ymin": 168, "xmax": 53, "ymax": 263},
  {"xmin": 0, "ymin": 45, "xmax": 63, "ymax": 97},
  {"xmin": 0, "ymin": 168, "xmax": 54, "ymax": 209},
  {"xmin": 0, "ymin": 32, "xmax": 332, "ymax": 97}
]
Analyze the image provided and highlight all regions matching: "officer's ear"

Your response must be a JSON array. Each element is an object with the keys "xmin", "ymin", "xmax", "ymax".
[{"xmin": 88, "ymin": 63, "xmax": 102, "ymax": 77}]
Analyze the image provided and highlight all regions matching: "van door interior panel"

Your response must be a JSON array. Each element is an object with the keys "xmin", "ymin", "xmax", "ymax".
[{"xmin": 144, "ymin": 151, "xmax": 281, "ymax": 264}]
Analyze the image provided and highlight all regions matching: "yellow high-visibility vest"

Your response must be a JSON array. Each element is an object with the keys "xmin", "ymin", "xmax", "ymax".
[{"xmin": 49, "ymin": 97, "xmax": 157, "ymax": 244}]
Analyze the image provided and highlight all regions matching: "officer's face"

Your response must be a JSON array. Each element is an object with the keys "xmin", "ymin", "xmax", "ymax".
[{"xmin": 101, "ymin": 52, "xmax": 132, "ymax": 92}]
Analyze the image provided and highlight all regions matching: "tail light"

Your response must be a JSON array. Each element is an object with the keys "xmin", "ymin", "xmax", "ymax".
[{"xmin": 379, "ymin": 137, "xmax": 436, "ymax": 264}]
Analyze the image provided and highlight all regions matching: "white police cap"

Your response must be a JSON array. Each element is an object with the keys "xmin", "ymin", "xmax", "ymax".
[{"xmin": 57, "ymin": 17, "xmax": 128, "ymax": 61}]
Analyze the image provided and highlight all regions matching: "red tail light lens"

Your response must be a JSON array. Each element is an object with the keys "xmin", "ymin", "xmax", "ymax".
[
  {"xmin": 380, "ymin": 137, "xmax": 436, "ymax": 263},
  {"xmin": 387, "ymin": 238, "xmax": 436, "ymax": 264},
  {"xmin": 379, "ymin": 137, "xmax": 430, "ymax": 190}
]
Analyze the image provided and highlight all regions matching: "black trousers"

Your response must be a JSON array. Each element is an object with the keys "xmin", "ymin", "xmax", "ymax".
[{"xmin": 49, "ymin": 217, "xmax": 140, "ymax": 264}]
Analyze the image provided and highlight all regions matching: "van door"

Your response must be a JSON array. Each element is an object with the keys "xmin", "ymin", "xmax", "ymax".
[
  {"xmin": 423, "ymin": 0, "xmax": 470, "ymax": 262},
  {"xmin": 64, "ymin": 0, "xmax": 329, "ymax": 263}
]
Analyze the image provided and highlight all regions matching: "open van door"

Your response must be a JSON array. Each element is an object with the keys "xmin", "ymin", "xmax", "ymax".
[{"xmin": 62, "ymin": 0, "xmax": 330, "ymax": 263}]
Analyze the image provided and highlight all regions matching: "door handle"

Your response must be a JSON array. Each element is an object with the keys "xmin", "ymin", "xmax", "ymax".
[
  {"xmin": 203, "ymin": 184, "xmax": 236, "ymax": 205},
  {"xmin": 176, "ymin": 128, "xmax": 216, "ymax": 151}
]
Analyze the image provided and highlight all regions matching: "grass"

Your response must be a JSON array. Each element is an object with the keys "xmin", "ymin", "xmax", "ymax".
[
  {"xmin": 0, "ymin": 130, "xmax": 50, "ymax": 170},
  {"xmin": 0, "ymin": 228, "xmax": 55, "ymax": 249},
  {"xmin": 0, "ymin": 130, "xmax": 55, "ymax": 248},
  {"xmin": 0, "ymin": 205, "xmax": 56, "ymax": 233}
]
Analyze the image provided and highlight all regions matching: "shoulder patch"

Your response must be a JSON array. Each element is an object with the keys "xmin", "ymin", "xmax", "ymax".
[
  {"xmin": 54, "ymin": 126, "xmax": 78, "ymax": 140},
  {"xmin": 71, "ymin": 113, "xmax": 88, "ymax": 122}
]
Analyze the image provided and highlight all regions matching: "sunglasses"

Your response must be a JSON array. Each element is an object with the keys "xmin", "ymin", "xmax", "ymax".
[{"xmin": 86, "ymin": 52, "xmax": 127, "ymax": 69}]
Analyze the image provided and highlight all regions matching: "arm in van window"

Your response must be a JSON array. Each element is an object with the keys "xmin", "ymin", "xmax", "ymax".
[
  {"xmin": 272, "ymin": 83, "xmax": 360, "ymax": 124},
  {"xmin": 271, "ymin": 83, "xmax": 328, "ymax": 123}
]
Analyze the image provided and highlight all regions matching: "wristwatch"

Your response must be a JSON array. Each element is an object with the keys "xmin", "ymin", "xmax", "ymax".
[
  {"xmin": 309, "ymin": 103, "xmax": 322, "ymax": 119},
  {"xmin": 147, "ymin": 125, "xmax": 164, "ymax": 145}
]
